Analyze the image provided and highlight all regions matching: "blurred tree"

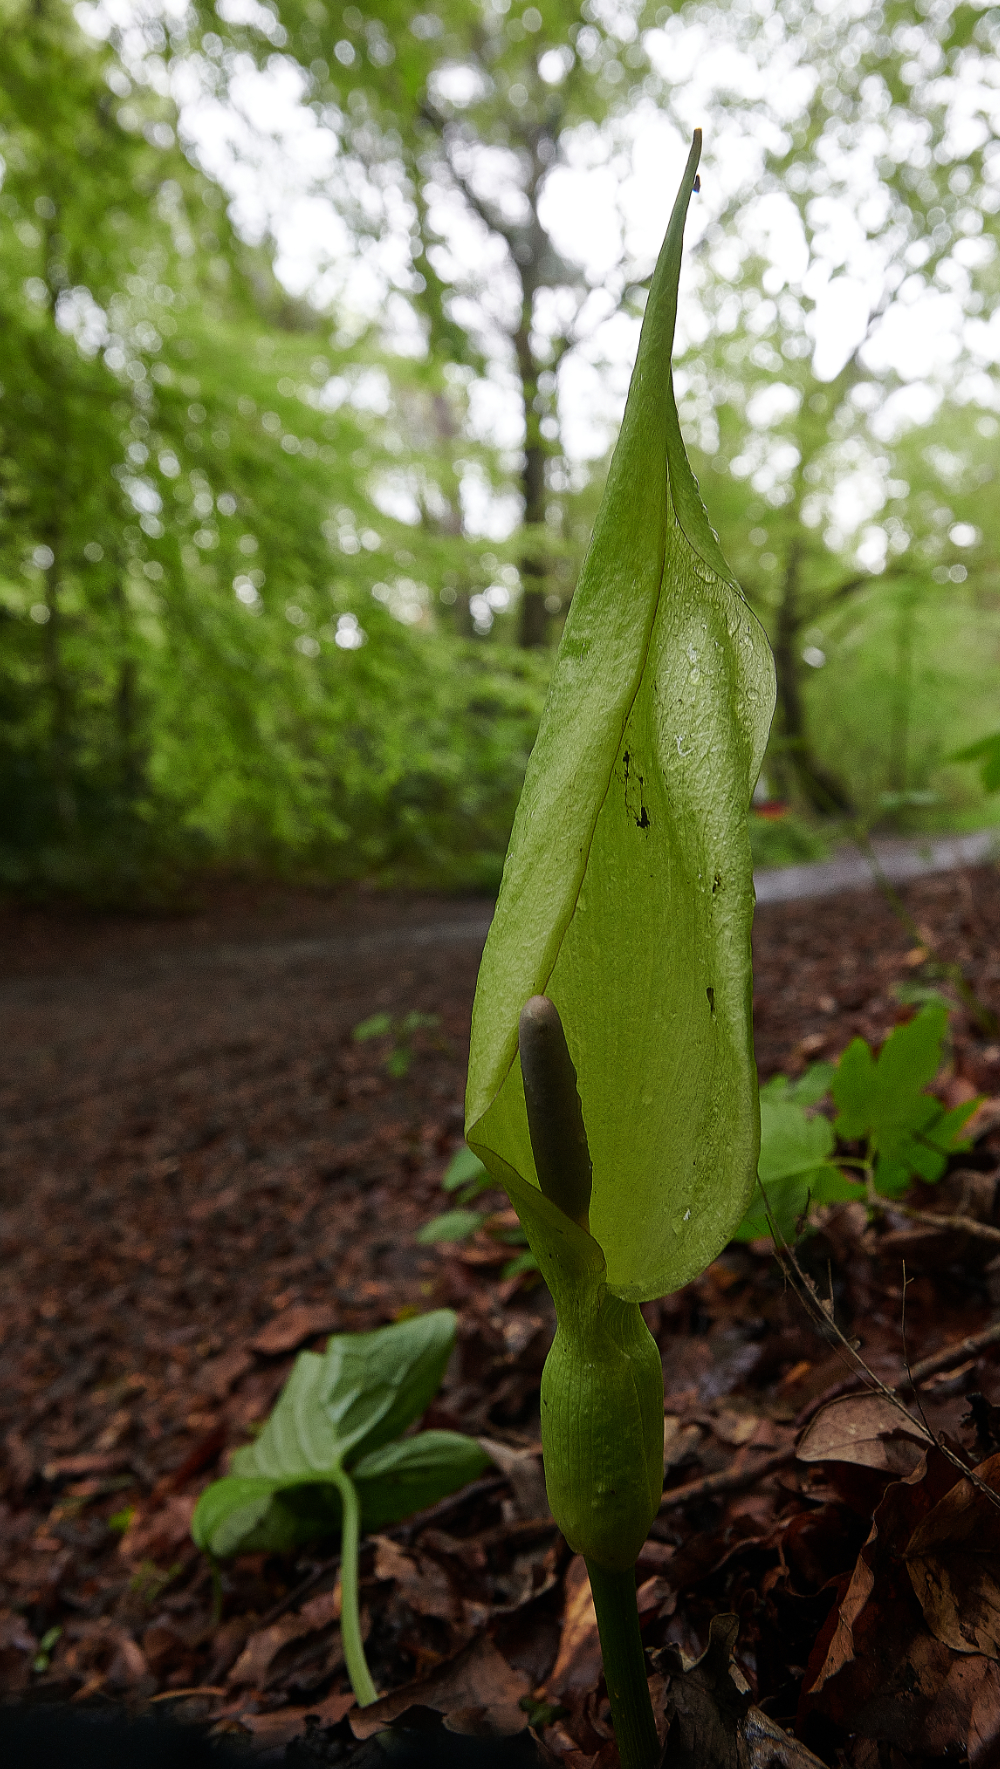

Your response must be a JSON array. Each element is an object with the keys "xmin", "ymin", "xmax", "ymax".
[
  {"xmin": 666, "ymin": 0, "xmax": 1000, "ymax": 813},
  {"xmin": 193, "ymin": 0, "xmax": 671, "ymax": 646},
  {"xmin": 1, "ymin": 0, "xmax": 544, "ymax": 893}
]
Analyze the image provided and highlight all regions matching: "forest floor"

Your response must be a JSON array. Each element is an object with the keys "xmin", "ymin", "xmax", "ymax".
[{"xmin": 2, "ymin": 866, "xmax": 1000, "ymax": 1767}]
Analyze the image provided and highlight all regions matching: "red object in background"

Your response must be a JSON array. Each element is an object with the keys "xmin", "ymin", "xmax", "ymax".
[{"xmin": 753, "ymin": 801, "xmax": 789, "ymax": 821}]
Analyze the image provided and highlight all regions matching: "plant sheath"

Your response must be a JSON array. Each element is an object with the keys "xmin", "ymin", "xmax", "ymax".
[
  {"xmin": 586, "ymin": 1560, "xmax": 660, "ymax": 1769},
  {"xmin": 329, "ymin": 1464, "xmax": 378, "ymax": 1706}
]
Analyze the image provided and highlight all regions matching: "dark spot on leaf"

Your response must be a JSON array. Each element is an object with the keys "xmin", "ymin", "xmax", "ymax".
[
  {"xmin": 636, "ymin": 807, "xmax": 650, "ymax": 830},
  {"xmin": 712, "ymin": 873, "xmax": 722, "ymax": 894},
  {"xmin": 706, "ymin": 987, "xmax": 715, "ymax": 1014}
]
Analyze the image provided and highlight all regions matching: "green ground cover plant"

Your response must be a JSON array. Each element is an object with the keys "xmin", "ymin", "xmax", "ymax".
[
  {"xmin": 954, "ymin": 730, "xmax": 1000, "ymax": 796},
  {"xmin": 352, "ymin": 1011, "xmax": 442, "ymax": 1079},
  {"xmin": 191, "ymin": 1310, "xmax": 488, "ymax": 1706},
  {"xmin": 735, "ymin": 1001, "xmax": 979, "ymax": 1243}
]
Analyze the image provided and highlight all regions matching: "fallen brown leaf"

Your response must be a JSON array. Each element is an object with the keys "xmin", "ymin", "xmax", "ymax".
[
  {"xmin": 373, "ymin": 1534, "xmax": 465, "ymax": 1625},
  {"xmin": 250, "ymin": 1303, "xmax": 338, "ymax": 1355},
  {"xmin": 545, "ymin": 1557, "xmax": 602, "ymax": 1700},
  {"xmin": 478, "ymin": 1438, "xmax": 548, "ymax": 1521},
  {"xmin": 905, "ymin": 1449, "xmax": 1000, "ymax": 1655},
  {"xmin": 117, "ymin": 1493, "xmax": 196, "ymax": 1564},
  {"xmin": 796, "ymin": 1393, "xmax": 927, "ymax": 1476},
  {"xmin": 348, "ymin": 1633, "xmax": 531, "ymax": 1740}
]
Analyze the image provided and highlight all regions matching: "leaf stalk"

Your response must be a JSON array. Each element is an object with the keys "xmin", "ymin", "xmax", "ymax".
[{"xmin": 329, "ymin": 1464, "xmax": 378, "ymax": 1706}]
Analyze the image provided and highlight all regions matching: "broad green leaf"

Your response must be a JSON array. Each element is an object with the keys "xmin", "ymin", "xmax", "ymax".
[
  {"xmin": 232, "ymin": 1311, "xmax": 456, "ymax": 1481},
  {"xmin": 760, "ymin": 1062, "xmax": 835, "ymax": 1109},
  {"xmin": 192, "ymin": 1477, "xmax": 286, "ymax": 1557},
  {"xmin": 830, "ymin": 1037, "xmax": 876, "ymax": 1142},
  {"xmin": 466, "ymin": 134, "xmax": 775, "ymax": 1303},
  {"xmin": 192, "ymin": 1433, "xmax": 491, "ymax": 1556},
  {"xmin": 230, "ymin": 1352, "xmax": 338, "ymax": 1483},
  {"xmin": 192, "ymin": 1312, "xmax": 488, "ymax": 1559},
  {"xmin": 831, "ymin": 1005, "xmax": 978, "ymax": 1196},
  {"xmin": 349, "ymin": 1432, "xmax": 491, "ymax": 1532},
  {"xmin": 832, "ymin": 1003, "xmax": 948, "ymax": 1160},
  {"xmin": 443, "ymin": 1146, "xmax": 491, "ymax": 1192},
  {"xmin": 415, "ymin": 1208, "xmax": 487, "ymax": 1244},
  {"xmin": 874, "ymin": 1095, "xmax": 980, "ymax": 1195},
  {"xmin": 734, "ymin": 1095, "xmax": 841, "ymax": 1242},
  {"xmin": 951, "ymin": 730, "xmax": 1000, "ymax": 793}
]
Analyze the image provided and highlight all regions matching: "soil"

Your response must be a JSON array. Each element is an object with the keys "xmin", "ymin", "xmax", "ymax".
[{"xmin": 2, "ymin": 866, "xmax": 1000, "ymax": 1766}]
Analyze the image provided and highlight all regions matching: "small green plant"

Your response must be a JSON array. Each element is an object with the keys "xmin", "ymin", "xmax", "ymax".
[
  {"xmin": 736, "ymin": 1001, "xmax": 980, "ymax": 1241},
  {"xmin": 465, "ymin": 134, "xmax": 775, "ymax": 1769},
  {"xmin": 191, "ymin": 1310, "xmax": 488, "ymax": 1706},
  {"xmin": 952, "ymin": 729, "xmax": 1000, "ymax": 793},
  {"xmin": 32, "ymin": 1626, "xmax": 62, "ymax": 1674},
  {"xmin": 832, "ymin": 1000, "xmax": 979, "ymax": 1195},
  {"xmin": 352, "ymin": 1010, "xmax": 440, "ymax": 1078},
  {"xmin": 130, "ymin": 1561, "xmax": 182, "ymax": 1606},
  {"xmin": 416, "ymin": 1145, "xmax": 539, "ymax": 1278}
]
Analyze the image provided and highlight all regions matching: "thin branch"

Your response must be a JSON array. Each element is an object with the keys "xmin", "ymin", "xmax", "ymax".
[
  {"xmin": 771, "ymin": 1219, "xmax": 1000, "ymax": 1509},
  {"xmin": 658, "ymin": 1446, "xmax": 796, "ymax": 1511},
  {"xmin": 886, "ymin": 1204, "xmax": 1000, "ymax": 1247},
  {"xmin": 796, "ymin": 1317, "xmax": 1000, "ymax": 1425}
]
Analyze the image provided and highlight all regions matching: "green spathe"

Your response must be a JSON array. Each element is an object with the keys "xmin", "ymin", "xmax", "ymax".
[{"xmin": 466, "ymin": 133, "xmax": 775, "ymax": 1305}]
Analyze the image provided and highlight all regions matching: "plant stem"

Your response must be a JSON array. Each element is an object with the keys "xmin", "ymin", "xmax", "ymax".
[
  {"xmin": 330, "ymin": 1464, "xmax": 378, "ymax": 1706},
  {"xmin": 585, "ymin": 1560, "xmax": 659, "ymax": 1769}
]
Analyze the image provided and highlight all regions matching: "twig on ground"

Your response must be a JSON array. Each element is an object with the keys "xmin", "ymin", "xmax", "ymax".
[
  {"xmin": 659, "ymin": 1447, "xmax": 796, "ymax": 1510},
  {"xmin": 773, "ymin": 1229, "xmax": 1000, "ymax": 1510},
  {"xmin": 256, "ymin": 1553, "xmax": 341, "ymax": 1630},
  {"xmin": 886, "ymin": 1203, "xmax": 1000, "ymax": 1247},
  {"xmin": 795, "ymin": 1315, "xmax": 1000, "ymax": 1426},
  {"xmin": 903, "ymin": 1317, "xmax": 1000, "ymax": 1389}
]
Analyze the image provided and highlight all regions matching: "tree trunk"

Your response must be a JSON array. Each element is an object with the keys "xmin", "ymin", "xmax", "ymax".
[
  {"xmin": 514, "ymin": 312, "xmax": 549, "ymax": 649},
  {"xmin": 772, "ymin": 546, "xmax": 854, "ymax": 816},
  {"xmin": 41, "ymin": 535, "xmax": 77, "ymax": 831},
  {"xmin": 428, "ymin": 394, "xmax": 475, "ymax": 637}
]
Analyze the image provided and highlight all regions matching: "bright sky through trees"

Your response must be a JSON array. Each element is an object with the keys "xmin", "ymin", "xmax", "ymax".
[{"xmin": 78, "ymin": 0, "xmax": 1000, "ymax": 526}]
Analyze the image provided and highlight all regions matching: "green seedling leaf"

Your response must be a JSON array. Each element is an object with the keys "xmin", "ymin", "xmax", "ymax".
[
  {"xmin": 832, "ymin": 1003, "xmax": 978, "ymax": 1195},
  {"xmin": 734, "ymin": 1093, "xmax": 855, "ymax": 1242},
  {"xmin": 833, "ymin": 1004, "xmax": 946, "ymax": 1143},
  {"xmin": 443, "ymin": 1145, "xmax": 492, "ymax": 1193},
  {"xmin": 466, "ymin": 132, "xmax": 775, "ymax": 1308},
  {"xmin": 502, "ymin": 1250, "xmax": 540, "ymax": 1280},
  {"xmin": 761, "ymin": 1062, "xmax": 836, "ymax": 1109},
  {"xmin": 386, "ymin": 1047, "xmax": 412, "ymax": 1078},
  {"xmin": 892, "ymin": 981, "xmax": 953, "ymax": 1009},
  {"xmin": 951, "ymin": 729, "xmax": 1000, "ymax": 793},
  {"xmin": 353, "ymin": 1012, "xmax": 393, "ymax": 1042},
  {"xmin": 191, "ymin": 1311, "xmax": 485, "ymax": 1560},
  {"xmin": 415, "ymin": 1208, "xmax": 488, "ymax": 1244},
  {"xmin": 348, "ymin": 1432, "xmax": 490, "ymax": 1532},
  {"xmin": 267, "ymin": 1309, "xmax": 456, "ymax": 1469}
]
